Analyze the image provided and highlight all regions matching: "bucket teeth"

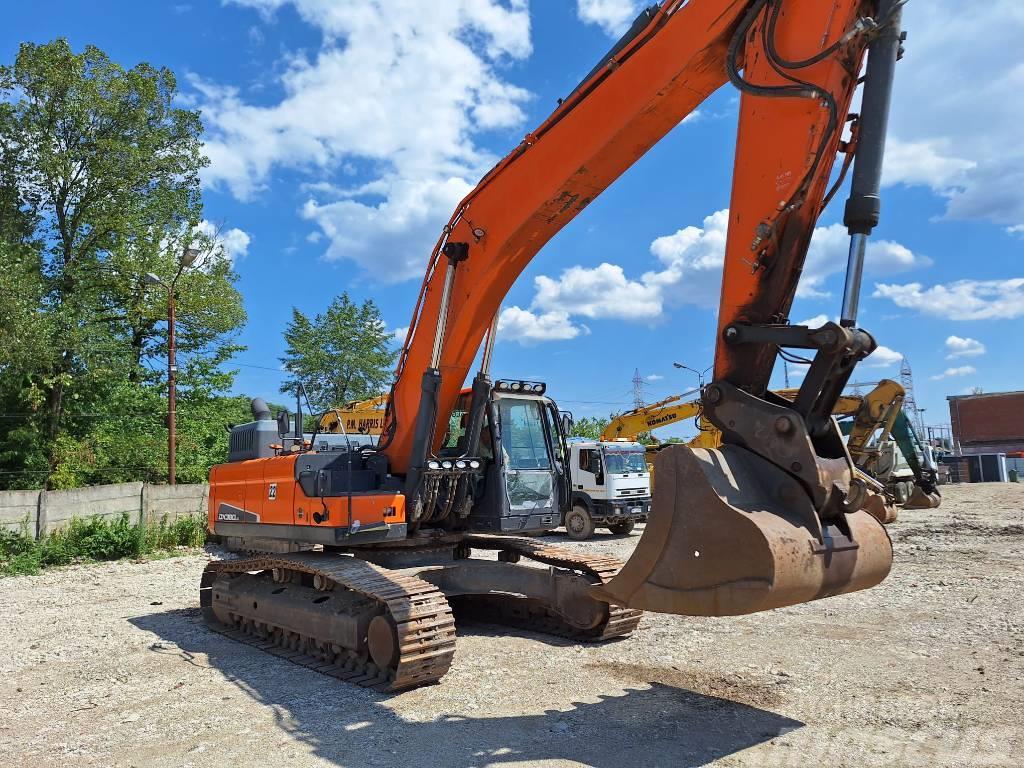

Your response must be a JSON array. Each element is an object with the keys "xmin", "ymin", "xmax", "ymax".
[{"xmin": 591, "ymin": 444, "xmax": 893, "ymax": 616}]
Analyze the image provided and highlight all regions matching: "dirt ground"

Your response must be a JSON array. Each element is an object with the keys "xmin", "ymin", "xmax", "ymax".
[{"xmin": 1, "ymin": 483, "xmax": 1022, "ymax": 768}]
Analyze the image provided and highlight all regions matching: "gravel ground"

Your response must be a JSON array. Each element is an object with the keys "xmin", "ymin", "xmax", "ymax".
[{"xmin": 1, "ymin": 482, "xmax": 1022, "ymax": 768}]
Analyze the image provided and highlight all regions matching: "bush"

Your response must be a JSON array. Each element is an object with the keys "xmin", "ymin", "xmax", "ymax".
[
  {"xmin": 0, "ymin": 524, "xmax": 43, "ymax": 576},
  {"xmin": 143, "ymin": 513, "xmax": 207, "ymax": 551},
  {"xmin": 0, "ymin": 513, "xmax": 208, "ymax": 576}
]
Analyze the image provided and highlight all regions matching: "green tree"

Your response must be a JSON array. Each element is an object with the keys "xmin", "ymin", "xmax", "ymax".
[
  {"xmin": 0, "ymin": 40, "xmax": 246, "ymax": 488},
  {"xmin": 568, "ymin": 416, "xmax": 610, "ymax": 440},
  {"xmin": 280, "ymin": 293, "xmax": 397, "ymax": 412}
]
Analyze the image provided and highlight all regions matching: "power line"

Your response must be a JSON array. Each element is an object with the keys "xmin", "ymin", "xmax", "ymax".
[{"xmin": 233, "ymin": 361, "xmax": 288, "ymax": 374}]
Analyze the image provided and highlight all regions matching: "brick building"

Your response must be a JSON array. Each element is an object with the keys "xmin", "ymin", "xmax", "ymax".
[{"xmin": 947, "ymin": 391, "xmax": 1024, "ymax": 455}]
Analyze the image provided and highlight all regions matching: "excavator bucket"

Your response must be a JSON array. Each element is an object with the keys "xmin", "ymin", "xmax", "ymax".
[
  {"xmin": 903, "ymin": 485, "xmax": 942, "ymax": 510},
  {"xmin": 591, "ymin": 444, "xmax": 893, "ymax": 616},
  {"xmin": 862, "ymin": 492, "xmax": 898, "ymax": 525}
]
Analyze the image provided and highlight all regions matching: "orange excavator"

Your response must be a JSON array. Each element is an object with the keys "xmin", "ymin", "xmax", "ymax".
[{"xmin": 203, "ymin": 0, "xmax": 905, "ymax": 690}]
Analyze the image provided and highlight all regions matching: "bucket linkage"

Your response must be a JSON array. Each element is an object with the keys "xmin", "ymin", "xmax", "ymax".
[{"xmin": 593, "ymin": 322, "xmax": 894, "ymax": 616}]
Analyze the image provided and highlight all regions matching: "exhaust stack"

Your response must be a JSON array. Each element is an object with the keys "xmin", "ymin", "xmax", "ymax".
[{"xmin": 250, "ymin": 398, "xmax": 272, "ymax": 421}]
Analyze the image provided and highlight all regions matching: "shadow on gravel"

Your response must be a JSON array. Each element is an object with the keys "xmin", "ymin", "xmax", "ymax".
[{"xmin": 132, "ymin": 608, "xmax": 802, "ymax": 768}]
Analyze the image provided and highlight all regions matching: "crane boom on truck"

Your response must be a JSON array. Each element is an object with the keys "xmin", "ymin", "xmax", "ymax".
[{"xmin": 204, "ymin": 0, "xmax": 907, "ymax": 691}]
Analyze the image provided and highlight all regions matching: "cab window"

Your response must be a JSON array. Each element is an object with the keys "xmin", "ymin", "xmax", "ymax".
[
  {"xmin": 497, "ymin": 399, "xmax": 552, "ymax": 470},
  {"xmin": 578, "ymin": 449, "xmax": 600, "ymax": 474}
]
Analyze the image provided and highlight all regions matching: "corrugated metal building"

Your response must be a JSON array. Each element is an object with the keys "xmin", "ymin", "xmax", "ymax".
[{"xmin": 947, "ymin": 390, "xmax": 1024, "ymax": 455}]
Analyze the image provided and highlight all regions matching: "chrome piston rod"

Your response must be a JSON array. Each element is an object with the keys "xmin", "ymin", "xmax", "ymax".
[
  {"xmin": 840, "ymin": 0, "xmax": 903, "ymax": 327},
  {"xmin": 840, "ymin": 233, "xmax": 868, "ymax": 325}
]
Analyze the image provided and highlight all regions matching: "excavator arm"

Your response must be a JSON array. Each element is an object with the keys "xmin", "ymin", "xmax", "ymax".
[
  {"xmin": 382, "ymin": 0, "xmax": 906, "ymax": 617},
  {"xmin": 888, "ymin": 411, "xmax": 942, "ymax": 508},
  {"xmin": 601, "ymin": 395, "xmax": 699, "ymax": 443}
]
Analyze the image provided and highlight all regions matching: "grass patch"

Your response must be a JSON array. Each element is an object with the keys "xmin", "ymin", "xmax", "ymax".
[{"xmin": 0, "ymin": 513, "xmax": 209, "ymax": 576}]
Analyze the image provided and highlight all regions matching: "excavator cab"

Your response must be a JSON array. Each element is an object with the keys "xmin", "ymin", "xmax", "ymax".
[{"xmin": 426, "ymin": 380, "xmax": 570, "ymax": 534}]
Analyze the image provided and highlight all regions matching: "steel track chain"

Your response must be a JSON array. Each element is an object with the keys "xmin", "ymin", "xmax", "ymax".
[{"xmin": 200, "ymin": 553, "xmax": 456, "ymax": 692}]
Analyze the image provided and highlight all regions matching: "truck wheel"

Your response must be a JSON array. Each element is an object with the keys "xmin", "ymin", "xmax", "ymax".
[
  {"xmin": 565, "ymin": 506, "xmax": 595, "ymax": 541},
  {"xmin": 608, "ymin": 520, "xmax": 635, "ymax": 535},
  {"xmin": 893, "ymin": 482, "xmax": 909, "ymax": 505}
]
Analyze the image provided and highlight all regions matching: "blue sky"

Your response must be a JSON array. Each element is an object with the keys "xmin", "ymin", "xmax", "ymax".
[{"xmin": 7, "ymin": 1, "xmax": 1022, "ymax": 438}]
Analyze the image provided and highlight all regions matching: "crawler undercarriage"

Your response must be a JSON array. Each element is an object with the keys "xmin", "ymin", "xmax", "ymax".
[{"xmin": 201, "ymin": 534, "xmax": 643, "ymax": 691}]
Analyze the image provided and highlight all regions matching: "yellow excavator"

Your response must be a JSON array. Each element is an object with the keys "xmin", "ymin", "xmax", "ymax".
[
  {"xmin": 601, "ymin": 392, "xmax": 717, "ymax": 448},
  {"xmin": 317, "ymin": 395, "xmax": 388, "ymax": 435},
  {"xmin": 603, "ymin": 379, "xmax": 940, "ymax": 521}
]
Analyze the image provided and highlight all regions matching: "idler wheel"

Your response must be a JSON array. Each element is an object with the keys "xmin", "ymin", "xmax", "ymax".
[{"xmin": 367, "ymin": 614, "xmax": 398, "ymax": 670}]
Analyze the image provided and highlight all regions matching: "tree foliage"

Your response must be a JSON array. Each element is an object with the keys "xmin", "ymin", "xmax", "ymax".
[
  {"xmin": 568, "ymin": 416, "xmax": 610, "ymax": 440},
  {"xmin": 0, "ymin": 40, "xmax": 247, "ymax": 489},
  {"xmin": 280, "ymin": 293, "xmax": 397, "ymax": 412}
]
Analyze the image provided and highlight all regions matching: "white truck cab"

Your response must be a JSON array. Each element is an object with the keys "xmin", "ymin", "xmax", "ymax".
[
  {"xmin": 874, "ymin": 439, "xmax": 938, "ymax": 504},
  {"xmin": 564, "ymin": 439, "xmax": 651, "ymax": 540}
]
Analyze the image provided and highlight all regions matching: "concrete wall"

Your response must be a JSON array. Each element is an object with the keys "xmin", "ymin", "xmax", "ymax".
[
  {"xmin": 0, "ymin": 490, "xmax": 41, "ymax": 534},
  {"xmin": 0, "ymin": 483, "xmax": 208, "ymax": 539},
  {"xmin": 40, "ymin": 482, "xmax": 144, "ymax": 535},
  {"xmin": 144, "ymin": 483, "xmax": 208, "ymax": 524}
]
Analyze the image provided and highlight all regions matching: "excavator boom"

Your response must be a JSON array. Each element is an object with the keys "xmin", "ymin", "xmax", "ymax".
[
  {"xmin": 203, "ymin": 1, "xmax": 909, "ymax": 692},
  {"xmin": 382, "ymin": 0, "xmax": 905, "ymax": 617}
]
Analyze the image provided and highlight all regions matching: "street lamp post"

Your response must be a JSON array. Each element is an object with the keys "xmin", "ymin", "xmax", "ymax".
[
  {"xmin": 146, "ymin": 247, "xmax": 200, "ymax": 485},
  {"xmin": 673, "ymin": 362, "xmax": 713, "ymax": 390}
]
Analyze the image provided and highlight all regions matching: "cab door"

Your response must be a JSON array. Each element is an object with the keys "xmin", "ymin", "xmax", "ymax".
[
  {"xmin": 544, "ymin": 402, "xmax": 571, "ymax": 513},
  {"xmin": 577, "ymin": 447, "xmax": 606, "ymax": 497}
]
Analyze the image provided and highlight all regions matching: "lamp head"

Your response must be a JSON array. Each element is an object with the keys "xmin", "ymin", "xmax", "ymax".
[{"xmin": 181, "ymin": 247, "xmax": 201, "ymax": 267}]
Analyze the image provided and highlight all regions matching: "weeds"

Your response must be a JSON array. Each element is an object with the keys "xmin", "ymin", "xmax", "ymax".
[{"xmin": 0, "ymin": 514, "xmax": 209, "ymax": 576}]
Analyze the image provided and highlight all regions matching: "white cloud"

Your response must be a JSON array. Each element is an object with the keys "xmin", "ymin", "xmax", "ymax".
[
  {"xmin": 800, "ymin": 224, "xmax": 931, "ymax": 298},
  {"xmin": 194, "ymin": 0, "xmax": 532, "ymax": 280},
  {"xmin": 300, "ymin": 176, "xmax": 476, "ymax": 281},
  {"xmin": 797, "ymin": 314, "xmax": 831, "ymax": 328},
  {"xmin": 866, "ymin": 345, "xmax": 903, "ymax": 368},
  {"xmin": 576, "ymin": 0, "xmax": 642, "ymax": 36},
  {"xmin": 931, "ymin": 365, "xmax": 977, "ymax": 381},
  {"xmin": 510, "ymin": 208, "xmax": 926, "ymax": 342},
  {"xmin": 645, "ymin": 374, "xmax": 663, "ymax": 382},
  {"xmin": 945, "ymin": 335, "xmax": 986, "ymax": 359},
  {"xmin": 783, "ymin": 364, "xmax": 807, "ymax": 381},
  {"xmin": 1007, "ymin": 225, "xmax": 1024, "ymax": 238},
  {"xmin": 882, "ymin": 138, "xmax": 976, "ymax": 190},
  {"xmin": 391, "ymin": 326, "xmax": 409, "ymax": 343},
  {"xmin": 644, "ymin": 209, "xmax": 731, "ymax": 308},
  {"xmin": 885, "ymin": 2, "xmax": 1024, "ymax": 229},
  {"xmin": 873, "ymin": 279, "xmax": 1024, "ymax": 320},
  {"xmin": 501, "ymin": 209, "xmax": 727, "ymax": 344},
  {"xmin": 195, "ymin": 220, "xmax": 251, "ymax": 265},
  {"xmin": 497, "ymin": 306, "xmax": 586, "ymax": 344},
  {"xmin": 533, "ymin": 262, "xmax": 662, "ymax": 320}
]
